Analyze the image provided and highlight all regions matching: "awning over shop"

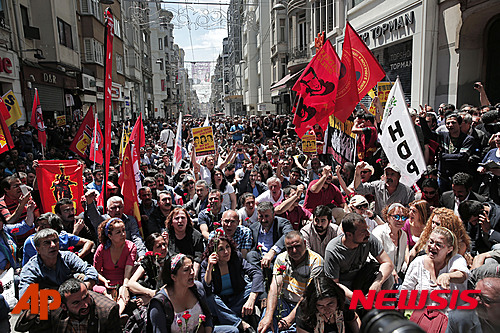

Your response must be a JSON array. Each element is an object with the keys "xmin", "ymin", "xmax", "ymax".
[{"xmin": 270, "ymin": 70, "xmax": 303, "ymax": 92}]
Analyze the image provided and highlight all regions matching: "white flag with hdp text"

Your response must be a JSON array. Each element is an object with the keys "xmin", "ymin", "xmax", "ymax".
[{"xmin": 379, "ymin": 78, "xmax": 426, "ymax": 187}]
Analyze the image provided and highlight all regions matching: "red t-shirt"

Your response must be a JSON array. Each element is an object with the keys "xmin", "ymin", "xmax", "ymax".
[
  {"xmin": 303, "ymin": 180, "xmax": 345, "ymax": 212},
  {"xmin": 357, "ymin": 126, "xmax": 377, "ymax": 161}
]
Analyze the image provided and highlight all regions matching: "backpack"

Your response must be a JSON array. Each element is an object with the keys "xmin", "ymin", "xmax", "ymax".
[{"xmin": 123, "ymin": 292, "xmax": 172, "ymax": 333}]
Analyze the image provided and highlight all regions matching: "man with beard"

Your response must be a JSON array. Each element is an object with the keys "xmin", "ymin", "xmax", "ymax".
[
  {"xmin": 86, "ymin": 169, "xmax": 103, "ymax": 194},
  {"xmin": 354, "ymin": 162, "xmax": 415, "ymax": 216},
  {"xmin": 55, "ymin": 198, "xmax": 96, "ymax": 243},
  {"xmin": 16, "ymin": 278, "xmax": 119, "ymax": 333},
  {"xmin": 144, "ymin": 191, "xmax": 177, "ymax": 238},
  {"xmin": 324, "ymin": 213, "xmax": 393, "ymax": 302},
  {"xmin": 440, "ymin": 172, "xmax": 487, "ymax": 214},
  {"xmin": 184, "ymin": 180, "xmax": 210, "ymax": 222},
  {"xmin": 300, "ymin": 205, "xmax": 339, "ymax": 256},
  {"xmin": 446, "ymin": 277, "xmax": 500, "ymax": 333}
]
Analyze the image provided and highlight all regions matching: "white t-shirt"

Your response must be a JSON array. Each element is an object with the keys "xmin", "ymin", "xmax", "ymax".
[
  {"xmin": 219, "ymin": 183, "xmax": 235, "ymax": 210},
  {"xmin": 256, "ymin": 189, "xmax": 284, "ymax": 205},
  {"xmin": 371, "ymin": 223, "xmax": 408, "ymax": 273},
  {"xmin": 400, "ymin": 254, "xmax": 469, "ymax": 312},
  {"xmin": 160, "ymin": 128, "xmax": 175, "ymax": 147},
  {"xmin": 238, "ymin": 207, "xmax": 258, "ymax": 226}
]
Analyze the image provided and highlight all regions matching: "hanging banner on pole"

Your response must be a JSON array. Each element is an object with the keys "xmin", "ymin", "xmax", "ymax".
[
  {"xmin": 103, "ymin": 7, "xmax": 114, "ymax": 207},
  {"xmin": 377, "ymin": 81, "xmax": 394, "ymax": 110},
  {"xmin": 1, "ymin": 90, "xmax": 22, "ymax": 126},
  {"xmin": 36, "ymin": 160, "xmax": 84, "ymax": 214},
  {"xmin": 192, "ymin": 126, "xmax": 215, "ymax": 157}
]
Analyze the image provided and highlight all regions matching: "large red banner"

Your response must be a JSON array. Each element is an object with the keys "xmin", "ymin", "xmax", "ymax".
[
  {"xmin": 36, "ymin": 160, "xmax": 84, "ymax": 214},
  {"xmin": 69, "ymin": 107, "xmax": 101, "ymax": 161},
  {"xmin": 0, "ymin": 97, "xmax": 14, "ymax": 155},
  {"xmin": 291, "ymin": 40, "xmax": 341, "ymax": 137},
  {"xmin": 335, "ymin": 22, "xmax": 386, "ymax": 122},
  {"xmin": 30, "ymin": 88, "xmax": 47, "ymax": 147}
]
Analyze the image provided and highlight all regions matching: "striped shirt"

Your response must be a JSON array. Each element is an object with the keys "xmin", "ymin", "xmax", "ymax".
[{"xmin": 273, "ymin": 249, "xmax": 323, "ymax": 303}]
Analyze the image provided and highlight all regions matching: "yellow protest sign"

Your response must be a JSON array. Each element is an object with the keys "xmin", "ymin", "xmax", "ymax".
[
  {"xmin": 56, "ymin": 115, "xmax": 66, "ymax": 127},
  {"xmin": 301, "ymin": 134, "xmax": 317, "ymax": 153},
  {"xmin": 377, "ymin": 82, "xmax": 394, "ymax": 109},
  {"xmin": 2, "ymin": 90, "xmax": 22, "ymax": 126},
  {"xmin": 192, "ymin": 126, "xmax": 215, "ymax": 157}
]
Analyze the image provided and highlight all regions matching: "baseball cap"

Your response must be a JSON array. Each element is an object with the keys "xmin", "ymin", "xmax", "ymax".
[
  {"xmin": 350, "ymin": 195, "xmax": 369, "ymax": 207},
  {"xmin": 384, "ymin": 164, "xmax": 401, "ymax": 174}
]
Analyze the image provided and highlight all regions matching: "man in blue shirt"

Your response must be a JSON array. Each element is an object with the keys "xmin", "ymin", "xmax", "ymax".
[
  {"xmin": 19, "ymin": 228, "xmax": 98, "ymax": 297},
  {"xmin": 229, "ymin": 118, "xmax": 244, "ymax": 142}
]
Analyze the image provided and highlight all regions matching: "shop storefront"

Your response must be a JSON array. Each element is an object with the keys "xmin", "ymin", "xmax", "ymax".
[{"xmin": 21, "ymin": 64, "xmax": 77, "ymax": 123}]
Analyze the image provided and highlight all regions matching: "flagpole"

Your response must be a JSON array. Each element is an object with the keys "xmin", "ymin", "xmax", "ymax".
[
  {"xmin": 92, "ymin": 108, "xmax": 98, "ymax": 172},
  {"xmin": 41, "ymin": 144, "xmax": 45, "ymax": 160}
]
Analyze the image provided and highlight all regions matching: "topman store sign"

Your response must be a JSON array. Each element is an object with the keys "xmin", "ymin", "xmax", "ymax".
[{"xmin": 360, "ymin": 11, "xmax": 416, "ymax": 47}]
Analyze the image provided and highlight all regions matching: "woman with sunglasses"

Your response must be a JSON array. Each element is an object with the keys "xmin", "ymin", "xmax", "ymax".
[
  {"xmin": 372, "ymin": 203, "xmax": 409, "ymax": 286},
  {"xmin": 408, "ymin": 207, "xmax": 471, "ymax": 264},
  {"xmin": 403, "ymin": 200, "xmax": 431, "ymax": 250}
]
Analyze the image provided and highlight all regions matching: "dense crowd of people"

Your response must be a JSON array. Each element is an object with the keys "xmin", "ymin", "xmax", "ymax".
[{"xmin": 0, "ymin": 83, "xmax": 500, "ymax": 332}]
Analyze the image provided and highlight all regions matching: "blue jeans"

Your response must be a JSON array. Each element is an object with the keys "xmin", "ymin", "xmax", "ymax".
[
  {"xmin": 260, "ymin": 297, "xmax": 297, "ymax": 333},
  {"xmin": 206, "ymin": 282, "xmax": 252, "ymax": 327}
]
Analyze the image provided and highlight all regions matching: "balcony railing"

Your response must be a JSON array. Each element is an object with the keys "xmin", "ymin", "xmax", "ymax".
[{"xmin": 289, "ymin": 46, "xmax": 308, "ymax": 62}]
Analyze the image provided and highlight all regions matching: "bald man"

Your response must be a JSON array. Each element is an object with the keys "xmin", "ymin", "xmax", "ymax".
[{"xmin": 446, "ymin": 277, "xmax": 500, "ymax": 333}]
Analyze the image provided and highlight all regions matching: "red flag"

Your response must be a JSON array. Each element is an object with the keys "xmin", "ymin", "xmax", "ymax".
[
  {"xmin": 89, "ymin": 118, "xmax": 104, "ymax": 164},
  {"xmin": 291, "ymin": 41, "xmax": 341, "ymax": 137},
  {"xmin": 119, "ymin": 144, "xmax": 143, "ymax": 237},
  {"xmin": 0, "ymin": 98, "xmax": 14, "ymax": 155},
  {"xmin": 36, "ymin": 160, "xmax": 84, "ymax": 214},
  {"xmin": 69, "ymin": 107, "xmax": 96, "ymax": 159},
  {"xmin": 129, "ymin": 113, "xmax": 145, "ymax": 156},
  {"xmin": 173, "ymin": 112, "xmax": 183, "ymax": 174},
  {"xmin": 30, "ymin": 88, "xmax": 47, "ymax": 147},
  {"xmin": 335, "ymin": 22, "xmax": 386, "ymax": 122}
]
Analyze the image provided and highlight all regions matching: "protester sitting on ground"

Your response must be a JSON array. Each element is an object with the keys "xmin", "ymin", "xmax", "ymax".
[
  {"xmin": 296, "ymin": 273, "xmax": 360, "ymax": 333},
  {"xmin": 409, "ymin": 207, "xmax": 471, "ymax": 263},
  {"xmin": 15, "ymin": 278, "xmax": 121, "ymax": 333},
  {"xmin": 199, "ymin": 190, "xmax": 227, "ymax": 239},
  {"xmin": 403, "ymin": 200, "xmax": 431, "ymax": 250},
  {"xmin": 258, "ymin": 231, "xmax": 323, "ymax": 333},
  {"xmin": 19, "ymin": 228, "xmax": 98, "ymax": 297},
  {"xmin": 353, "ymin": 161, "xmax": 415, "ymax": 216},
  {"xmin": 256, "ymin": 176, "xmax": 284, "ymax": 205},
  {"xmin": 401, "ymin": 227, "xmax": 469, "ymax": 313},
  {"xmin": 211, "ymin": 167, "xmax": 237, "ymax": 210},
  {"xmin": 86, "ymin": 192, "xmax": 146, "ymax": 257},
  {"xmin": 147, "ymin": 254, "xmax": 238, "ymax": 333},
  {"xmin": 275, "ymin": 185, "xmax": 311, "ymax": 231},
  {"xmin": 22, "ymin": 212, "xmax": 94, "ymax": 265},
  {"xmin": 201, "ymin": 234, "xmax": 263, "ymax": 332},
  {"xmin": 237, "ymin": 193, "xmax": 258, "ymax": 226},
  {"xmin": 300, "ymin": 205, "xmax": 339, "ymax": 257},
  {"xmin": 324, "ymin": 213, "xmax": 394, "ymax": 301},
  {"xmin": 94, "ymin": 218, "xmax": 137, "ymax": 316},
  {"xmin": 208, "ymin": 210, "xmax": 252, "ymax": 258},
  {"xmin": 372, "ymin": 203, "xmax": 409, "ymax": 285},
  {"xmin": 166, "ymin": 207, "xmax": 205, "ymax": 276},
  {"xmin": 348, "ymin": 195, "xmax": 384, "ymax": 232},
  {"xmin": 128, "ymin": 232, "xmax": 168, "ymax": 305}
]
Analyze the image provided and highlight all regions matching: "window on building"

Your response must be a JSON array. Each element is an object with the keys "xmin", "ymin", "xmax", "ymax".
[
  {"xmin": 352, "ymin": 0, "xmax": 365, "ymax": 7},
  {"xmin": 279, "ymin": 19, "xmax": 286, "ymax": 42},
  {"xmin": 20, "ymin": 5, "xmax": 29, "ymax": 26},
  {"xmin": 58, "ymin": 18, "xmax": 73, "ymax": 49},
  {"xmin": 327, "ymin": 0, "xmax": 333, "ymax": 32},
  {"xmin": 158, "ymin": 38, "xmax": 163, "ymax": 50},
  {"xmin": 83, "ymin": 38, "xmax": 104, "ymax": 65},
  {"xmin": 80, "ymin": 0, "xmax": 102, "ymax": 21},
  {"xmin": 116, "ymin": 54, "xmax": 124, "ymax": 74},
  {"xmin": 281, "ymin": 58, "xmax": 286, "ymax": 79},
  {"xmin": 298, "ymin": 19, "xmax": 306, "ymax": 50},
  {"xmin": 0, "ymin": 0, "xmax": 9, "ymax": 28},
  {"xmin": 114, "ymin": 18, "xmax": 121, "ymax": 39},
  {"xmin": 124, "ymin": 49, "xmax": 129, "ymax": 67},
  {"xmin": 158, "ymin": 58, "xmax": 163, "ymax": 71}
]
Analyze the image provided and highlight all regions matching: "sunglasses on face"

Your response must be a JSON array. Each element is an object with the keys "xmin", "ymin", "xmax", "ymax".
[
  {"xmin": 423, "ymin": 190, "xmax": 436, "ymax": 195},
  {"xmin": 391, "ymin": 214, "xmax": 408, "ymax": 222},
  {"xmin": 354, "ymin": 203, "xmax": 368, "ymax": 209},
  {"xmin": 360, "ymin": 170, "xmax": 370, "ymax": 175}
]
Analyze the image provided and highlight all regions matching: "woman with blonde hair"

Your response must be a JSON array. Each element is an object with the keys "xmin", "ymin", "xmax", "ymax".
[
  {"xmin": 401, "ymin": 227, "xmax": 469, "ymax": 331},
  {"xmin": 408, "ymin": 207, "xmax": 470, "ymax": 263},
  {"xmin": 403, "ymin": 200, "xmax": 431, "ymax": 249}
]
